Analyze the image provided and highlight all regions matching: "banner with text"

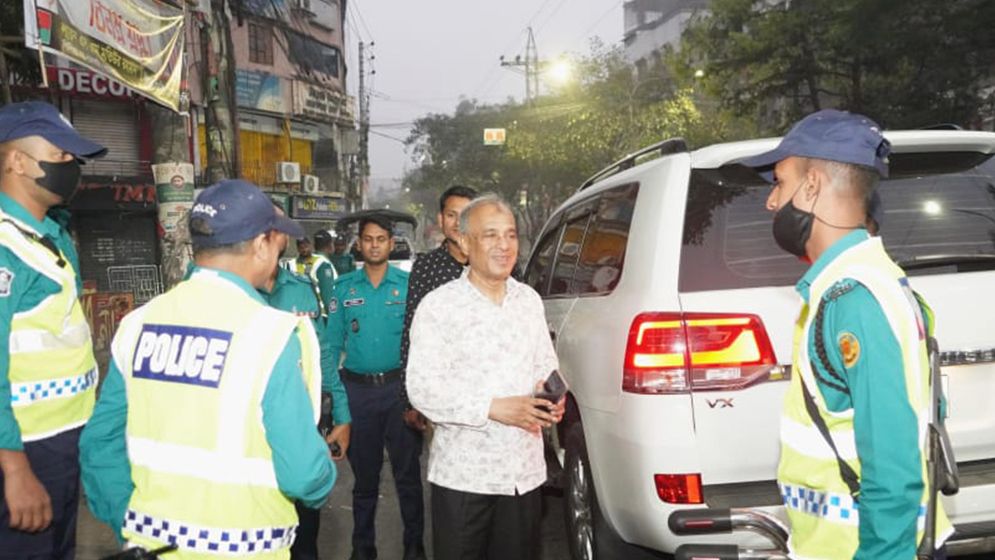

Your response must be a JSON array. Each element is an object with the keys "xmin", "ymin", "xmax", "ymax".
[{"xmin": 26, "ymin": 0, "xmax": 185, "ymax": 111}]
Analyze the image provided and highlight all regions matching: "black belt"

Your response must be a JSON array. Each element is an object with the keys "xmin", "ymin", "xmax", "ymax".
[{"xmin": 340, "ymin": 367, "xmax": 403, "ymax": 386}]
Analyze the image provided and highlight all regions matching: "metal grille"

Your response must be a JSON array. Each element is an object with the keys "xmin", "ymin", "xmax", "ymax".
[{"xmin": 108, "ymin": 265, "xmax": 162, "ymax": 305}]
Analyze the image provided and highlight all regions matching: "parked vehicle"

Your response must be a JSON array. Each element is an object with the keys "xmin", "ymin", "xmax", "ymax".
[{"xmin": 524, "ymin": 132, "xmax": 995, "ymax": 558}]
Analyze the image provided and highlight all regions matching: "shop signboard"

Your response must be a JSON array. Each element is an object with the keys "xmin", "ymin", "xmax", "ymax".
[
  {"xmin": 291, "ymin": 194, "xmax": 347, "ymax": 220},
  {"xmin": 25, "ymin": 0, "xmax": 185, "ymax": 111}
]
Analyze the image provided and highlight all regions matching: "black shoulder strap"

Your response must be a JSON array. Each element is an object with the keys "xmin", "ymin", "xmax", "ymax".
[
  {"xmin": 802, "ymin": 296, "xmax": 861, "ymax": 501},
  {"xmin": 0, "ymin": 218, "xmax": 66, "ymax": 268}
]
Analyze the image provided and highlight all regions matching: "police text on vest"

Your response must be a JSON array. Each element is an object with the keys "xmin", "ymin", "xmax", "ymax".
[{"xmin": 133, "ymin": 325, "xmax": 232, "ymax": 388}]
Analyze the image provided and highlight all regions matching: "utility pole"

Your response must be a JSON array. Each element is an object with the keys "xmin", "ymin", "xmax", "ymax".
[
  {"xmin": 499, "ymin": 27, "xmax": 540, "ymax": 105},
  {"xmin": 200, "ymin": 0, "xmax": 239, "ymax": 183},
  {"xmin": 357, "ymin": 40, "xmax": 374, "ymax": 210}
]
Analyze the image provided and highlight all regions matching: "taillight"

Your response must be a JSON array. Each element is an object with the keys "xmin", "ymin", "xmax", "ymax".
[
  {"xmin": 623, "ymin": 312, "xmax": 778, "ymax": 394},
  {"xmin": 654, "ymin": 473, "xmax": 704, "ymax": 504}
]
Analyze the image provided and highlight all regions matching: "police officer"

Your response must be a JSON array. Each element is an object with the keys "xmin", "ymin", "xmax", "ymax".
[
  {"xmin": 744, "ymin": 109, "xmax": 951, "ymax": 559},
  {"xmin": 326, "ymin": 232, "xmax": 355, "ymax": 277},
  {"xmin": 80, "ymin": 179, "xmax": 337, "ymax": 559},
  {"xmin": 0, "ymin": 101, "xmax": 106, "ymax": 560},
  {"xmin": 294, "ymin": 236, "xmax": 335, "ymax": 310},
  {"xmin": 310, "ymin": 230, "xmax": 337, "ymax": 312},
  {"xmin": 261, "ymin": 203, "xmax": 351, "ymax": 560},
  {"xmin": 327, "ymin": 214, "xmax": 425, "ymax": 560}
]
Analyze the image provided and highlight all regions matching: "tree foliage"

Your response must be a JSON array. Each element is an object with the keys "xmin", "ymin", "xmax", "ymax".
[
  {"xmin": 672, "ymin": 0, "xmax": 995, "ymax": 131},
  {"xmin": 404, "ymin": 43, "xmax": 752, "ymax": 243}
]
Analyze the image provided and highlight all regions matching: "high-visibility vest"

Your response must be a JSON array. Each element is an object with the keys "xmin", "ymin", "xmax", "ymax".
[
  {"xmin": 778, "ymin": 236, "xmax": 953, "ymax": 559},
  {"xmin": 295, "ymin": 254, "xmax": 335, "ymax": 285},
  {"xmin": 112, "ymin": 269, "xmax": 321, "ymax": 559},
  {"xmin": 1, "ymin": 211, "xmax": 96, "ymax": 442}
]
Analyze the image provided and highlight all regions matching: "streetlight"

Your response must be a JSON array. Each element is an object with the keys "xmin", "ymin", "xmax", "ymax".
[{"xmin": 547, "ymin": 59, "xmax": 573, "ymax": 86}]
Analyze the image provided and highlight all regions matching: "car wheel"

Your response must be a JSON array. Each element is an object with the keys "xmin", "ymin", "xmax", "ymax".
[{"xmin": 565, "ymin": 423, "xmax": 648, "ymax": 559}]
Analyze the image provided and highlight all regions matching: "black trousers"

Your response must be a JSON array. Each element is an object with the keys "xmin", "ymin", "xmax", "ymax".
[
  {"xmin": 344, "ymin": 378, "xmax": 424, "ymax": 552},
  {"xmin": 290, "ymin": 502, "xmax": 321, "ymax": 560},
  {"xmin": 431, "ymin": 484, "xmax": 542, "ymax": 560},
  {"xmin": 0, "ymin": 428, "xmax": 81, "ymax": 560}
]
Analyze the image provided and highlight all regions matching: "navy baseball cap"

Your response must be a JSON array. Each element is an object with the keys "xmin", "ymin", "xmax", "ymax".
[
  {"xmin": 742, "ymin": 109, "xmax": 890, "ymax": 182},
  {"xmin": 0, "ymin": 101, "xmax": 107, "ymax": 158},
  {"xmin": 190, "ymin": 179, "xmax": 304, "ymax": 248}
]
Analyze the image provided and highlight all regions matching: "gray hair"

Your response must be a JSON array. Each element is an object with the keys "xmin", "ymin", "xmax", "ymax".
[{"xmin": 458, "ymin": 193, "xmax": 516, "ymax": 235}]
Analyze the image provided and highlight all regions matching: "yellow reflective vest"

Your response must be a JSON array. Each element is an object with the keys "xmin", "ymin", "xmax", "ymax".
[
  {"xmin": 1, "ymin": 211, "xmax": 96, "ymax": 442},
  {"xmin": 778, "ymin": 236, "xmax": 953, "ymax": 559},
  {"xmin": 112, "ymin": 269, "xmax": 321, "ymax": 559}
]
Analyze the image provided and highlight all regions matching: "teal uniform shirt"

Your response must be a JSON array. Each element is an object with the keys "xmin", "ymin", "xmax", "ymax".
[
  {"xmin": 329, "ymin": 253, "xmax": 355, "ymax": 277},
  {"xmin": 326, "ymin": 266, "xmax": 408, "ymax": 374},
  {"xmin": 797, "ymin": 229, "xmax": 924, "ymax": 560},
  {"xmin": 0, "ymin": 193, "xmax": 83, "ymax": 451},
  {"xmin": 260, "ymin": 266, "xmax": 351, "ymax": 425},
  {"xmin": 313, "ymin": 259, "xmax": 337, "ymax": 314},
  {"xmin": 79, "ymin": 267, "xmax": 337, "ymax": 541}
]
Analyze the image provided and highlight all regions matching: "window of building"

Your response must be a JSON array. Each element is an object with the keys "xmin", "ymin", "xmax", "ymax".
[{"xmin": 248, "ymin": 23, "xmax": 273, "ymax": 65}]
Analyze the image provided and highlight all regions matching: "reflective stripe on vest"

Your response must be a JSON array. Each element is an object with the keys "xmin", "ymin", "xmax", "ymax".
[
  {"xmin": 777, "ymin": 237, "xmax": 953, "ymax": 558},
  {"xmin": 122, "ymin": 510, "xmax": 296, "ymax": 556},
  {"xmin": 0, "ymin": 212, "xmax": 96, "ymax": 441},
  {"xmin": 10, "ymin": 368, "xmax": 96, "ymax": 407},
  {"xmin": 115, "ymin": 270, "xmax": 311, "ymax": 558}
]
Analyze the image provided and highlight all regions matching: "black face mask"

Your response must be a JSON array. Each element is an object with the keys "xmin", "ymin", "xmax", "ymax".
[
  {"xmin": 23, "ymin": 153, "xmax": 82, "ymax": 202},
  {"xmin": 772, "ymin": 187, "xmax": 815, "ymax": 258}
]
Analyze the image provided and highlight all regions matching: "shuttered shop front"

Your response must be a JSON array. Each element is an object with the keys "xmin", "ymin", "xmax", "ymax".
[{"xmin": 70, "ymin": 99, "xmax": 144, "ymax": 177}]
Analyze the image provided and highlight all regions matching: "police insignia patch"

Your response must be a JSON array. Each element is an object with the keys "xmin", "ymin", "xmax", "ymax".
[
  {"xmin": 0, "ymin": 268, "xmax": 13, "ymax": 297},
  {"xmin": 838, "ymin": 332, "xmax": 861, "ymax": 368}
]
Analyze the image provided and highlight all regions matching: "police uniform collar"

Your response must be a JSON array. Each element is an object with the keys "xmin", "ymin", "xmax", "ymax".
[
  {"xmin": 190, "ymin": 266, "xmax": 268, "ymax": 304},
  {"xmin": 360, "ymin": 264, "xmax": 403, "ymax": 287},
  {"xmin": 795, "ymin": 229, "xmax": 871, "ymax": 300},
  {"xmin": 0, "ymin": 192, "xmax": 61, "ymax": 238}
]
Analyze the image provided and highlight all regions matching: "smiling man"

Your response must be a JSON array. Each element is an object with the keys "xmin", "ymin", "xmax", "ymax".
[{"xmin": 407, "ymin": 194, "xmax": 565, "ymax": 560}]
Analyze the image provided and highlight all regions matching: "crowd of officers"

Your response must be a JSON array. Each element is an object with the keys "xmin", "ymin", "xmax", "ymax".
[{"xmin": 0, "ymin": 99, "xmax": 953, "ymax": 560}]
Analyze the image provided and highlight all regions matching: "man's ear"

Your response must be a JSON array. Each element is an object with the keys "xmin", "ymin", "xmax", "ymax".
[
  {"xmin": 436, "ymin": 212, "xmax": 444, "ymax": 229},
  {"xmin": 457, "ymin": 232, "xmax": 470, "ymax": 256},
  {"xmin": 803, "ymin": 165, "xmax": 823, "ymax": 200}
]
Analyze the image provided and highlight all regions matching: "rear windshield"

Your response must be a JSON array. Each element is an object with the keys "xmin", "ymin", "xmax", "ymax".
[{"xmin": 679, "ymin": 152, "xmax": 995, "ymax": 292}]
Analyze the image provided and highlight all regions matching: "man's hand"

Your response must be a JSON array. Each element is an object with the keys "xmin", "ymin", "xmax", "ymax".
[
  {"xmin": 0, "ymin": 451, "xmax": 52, "ymax": 532},
  {"xmin": 488, "ymin": 396, "xmax": 558, "ymax": 433},
  {"xmin": 326, "ymin": 424, "xmax": 351, "ymax": 460},
  {"xmin": 403, "ymin": 408, "xmax": 428, "ymax": 432}
]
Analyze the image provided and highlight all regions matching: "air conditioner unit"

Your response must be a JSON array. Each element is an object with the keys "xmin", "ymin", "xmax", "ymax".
[
  {"xmin": 302, "ymin": 174, "xmax": 320, "ymax": 193},
  {"xmin": 275, "ymin": 162, "xmax": 301, "ymax": 183}
]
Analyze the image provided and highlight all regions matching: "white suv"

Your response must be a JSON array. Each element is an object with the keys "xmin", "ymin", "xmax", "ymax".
[{"xmin": 524, "ymin": 132, "xmax": 995, "ymax": 558}]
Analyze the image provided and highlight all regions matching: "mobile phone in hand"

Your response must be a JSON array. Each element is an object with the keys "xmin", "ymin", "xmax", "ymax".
[
  {"xmin": 534, "ymin": 369, "xmax": 568, "ymax": 408},
  {"xmin": 329, "ymin": 441, "xmax": 343, "ymax": 458}
]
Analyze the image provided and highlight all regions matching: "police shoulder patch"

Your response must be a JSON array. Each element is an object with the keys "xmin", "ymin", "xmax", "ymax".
[
  {"xmin": 0, "ymin": 267, "xmax": 13, "ymax": 297},
  {"xmin": 838, "ymin": 331, "xmax": 861, "ymax": 368}
]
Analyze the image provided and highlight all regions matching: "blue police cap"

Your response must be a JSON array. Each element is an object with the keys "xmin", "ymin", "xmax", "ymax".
[
  {"xmin": 190, "ymin": 179, "xmax": 305, "ymax": 248},
  {"xmin": 0, "ymin": 101, "xmax": 107, "ymax": 158},
  {"xmin": 742, "ymin": 109, "xmax": 890, "ymax": 182}
]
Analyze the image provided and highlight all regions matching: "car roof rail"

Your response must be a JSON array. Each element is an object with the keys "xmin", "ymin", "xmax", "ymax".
[
  {"xmin": 577, "ymin": 137, "xmax": 689, "ymax": 192},
  {"xmin": 919, "ymin": 123, "xmax": 963, "ymax": 130}
]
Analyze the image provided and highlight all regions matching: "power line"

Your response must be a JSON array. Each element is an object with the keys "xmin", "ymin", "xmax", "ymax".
[
  {"xmin": 350, "ymin": 1, "xmax": 375, "ymax": 42},
  {"xmin": 570, "ymin": 0, "xmax": 623, "ymax": 49},
  {"xmin": 534, "ymin": 0, "xmax": 570, "ymax": 35},
  {"xmin": 370, "ymin": 129, "xmax": 407, "ymax": 144}
]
